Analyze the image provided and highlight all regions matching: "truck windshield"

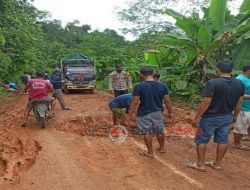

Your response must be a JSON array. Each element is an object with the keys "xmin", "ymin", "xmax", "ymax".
[{"xmin": 66, "ymin": 66, "xmax": 94, "ymax": 73}]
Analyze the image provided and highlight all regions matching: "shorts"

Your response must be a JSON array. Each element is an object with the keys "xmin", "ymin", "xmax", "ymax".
[
  {"xmin": 137, "ymin": 111, "xmax": 165, "ymax": 135},
  {"xmin": 195, "ymin": 115, "xmax": 232, "ymax": 144},
  {"xmin": 234, "ymin": 111, "xmax": 250, "ymax": 135},
  {"xmin": 108, "ymin": 102, "xmax": 126, "ymax": 118},
  {"xmin": 27, "ymin": 97, "xmax": 55, "ymax": 109}
]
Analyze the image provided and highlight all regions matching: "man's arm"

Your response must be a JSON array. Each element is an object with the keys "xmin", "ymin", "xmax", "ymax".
[
  {"xmin": 128, "ymin": 96, "xmax": 140, "ymax": 118},
  {"xmin": 192, "ymin": 97, "xmax": 212, "ymax": 127},
  {"xmin": 163, "ymin": 95, "xmax": 173, "ymax": 121},
  {"xmin": 233, "ymin": 96, "xmax": 244, "ymax": 123},
  {"xmin": 243, "ymin": 95, "xmax": 250, "ymax": 100}
]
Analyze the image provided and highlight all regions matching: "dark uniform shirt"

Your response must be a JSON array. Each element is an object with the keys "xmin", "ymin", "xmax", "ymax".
[
  {"xmin": 202, "ymin": 77, "xmax": 244, "ymax": 117},
  {"xmin": 50, "ymin": 74, "xmax": 62, "ymax": 89}
]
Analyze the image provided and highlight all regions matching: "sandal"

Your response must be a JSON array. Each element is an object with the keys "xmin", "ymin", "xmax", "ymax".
[
  {"xmin": 157, "ymin": 148, "xmax": 166, "ymax": 153},
  {"xmin": 187, "ymin": 161, "xmax": 206, "ymax": 172},
  {"xmin": 140, "ymin": 150, "xmax": 154, "ymax": 158},
  {"xmin": 234, "ymin": 144, "xmax": 250, "ymax": 151},
  {"xmin": 204, "ymin": 161, "xmax": 222, "ymax": 170}
]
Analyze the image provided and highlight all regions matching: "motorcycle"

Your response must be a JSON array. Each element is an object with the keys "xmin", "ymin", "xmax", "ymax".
[{"xmin": 32, "ymin": 100, "xmax": 52, "ymax": 128}]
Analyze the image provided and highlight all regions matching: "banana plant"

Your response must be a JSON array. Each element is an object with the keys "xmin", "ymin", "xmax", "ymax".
[
  {"xmin": 143, "ymin": 0, "xmax": 250, "ymax": 101},
  {"xmin": 164, "ymin": 0, "xmax": 250, "ymax": 73}
]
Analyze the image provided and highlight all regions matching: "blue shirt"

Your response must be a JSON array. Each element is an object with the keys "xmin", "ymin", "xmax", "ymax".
[
  {"xmin": 109, "ymin": 94, "xmax": 133, "ymax": 109},
  {"xmin": 133, "ymin": 81, "xmax": 169, "ymax": 117},
  {"xmin": 9, "ymin": 82, "xmax": 18, "ymax": 89},
  {"xmin": 236, "ymin": 75, "xmax": 250, "ymax": 111},
  {"xmin": 50, "ymin": 74, "xmax": 62, "ymax": 89}
]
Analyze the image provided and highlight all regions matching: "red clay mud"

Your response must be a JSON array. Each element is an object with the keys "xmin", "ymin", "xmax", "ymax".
[
  {"xmin": 0, "ymin": 92, "xmax": 249, "ymax": 190},
  {"xmin": 0, "ymin": 96, "xmax": 41, "ymax": 184}
]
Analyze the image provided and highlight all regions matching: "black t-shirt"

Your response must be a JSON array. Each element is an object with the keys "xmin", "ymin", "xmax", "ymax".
[
  {"xmin": 132, "ymin": 81, "xmax": 169, "ymax": 117},
  {"xmin": 202, "ymin": 77, "xmax": 244, "ymax": 117},
  {"xmin": 50, "ymin": 74, "xmax": 62, "ymax": 89}
]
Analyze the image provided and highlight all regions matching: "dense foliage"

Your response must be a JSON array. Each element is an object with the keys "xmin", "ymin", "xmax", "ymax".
[
  {"xmin": 0, "ymin": 0, "xmax": 132, "ymax": 91},
  {"xmin": 0, "ymin": 0, "xmax": 250, "ymax": 103},
  {"xmin": 119, "ymin": 0, "xmax": 250, "ymax": 102}
]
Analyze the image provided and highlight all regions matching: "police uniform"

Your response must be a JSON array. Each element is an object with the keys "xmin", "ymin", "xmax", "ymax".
[{"xmin": 109, "ymin": 70, "xmax": 132, "ymax": 97}]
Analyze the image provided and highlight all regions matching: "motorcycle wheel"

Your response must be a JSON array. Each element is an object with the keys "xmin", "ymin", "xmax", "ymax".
[{"xmin": 41, "ymin": 117, "xmax": 46, "ymax": 129}]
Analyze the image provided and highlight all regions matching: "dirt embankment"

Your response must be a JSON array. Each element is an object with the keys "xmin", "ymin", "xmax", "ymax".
[{"xmin": 0, "ymin": 96, "xmax": 41, "ymax": 184}]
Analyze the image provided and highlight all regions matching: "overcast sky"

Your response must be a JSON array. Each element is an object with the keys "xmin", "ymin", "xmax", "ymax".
[
  {"xmin": 32, "ymin": 0, "xmax": 129, "ymax": 34},
  {"xmin": 32, "ymin": 0, "xmax": 242, "ymax": 40}
]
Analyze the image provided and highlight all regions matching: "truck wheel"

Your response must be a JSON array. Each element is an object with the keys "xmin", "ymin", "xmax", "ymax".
[
  {"xmin": 89, "ymin": 89, "xmax": 95, "ymax": 94},
  {"xmin": 41, "ymin": 117, "xmax": 46, "ymax": 129}
]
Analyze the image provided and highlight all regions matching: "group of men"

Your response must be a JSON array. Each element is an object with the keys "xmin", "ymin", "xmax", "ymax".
[
  {"xmin": 19, "ymin": 61, "xmax": 250, "ymax": 171},
  {"xmin": 108, "ymin": 60, "xmax": 250, "ymax": 172},
  {"xmin": 21, "ymin": 69, "xmax": 70, "ymax": 127}
]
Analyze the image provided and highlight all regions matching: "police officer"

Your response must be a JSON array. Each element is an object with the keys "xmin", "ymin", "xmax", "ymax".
[{"xmin": 109, "ymin": 64, "xmax": 132, "ymax": 97}]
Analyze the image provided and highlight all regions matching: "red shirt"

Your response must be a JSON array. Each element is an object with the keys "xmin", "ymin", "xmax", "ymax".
[{"xmin": 27, "ymin": 79, "xmax": 53, "ymax": 101}]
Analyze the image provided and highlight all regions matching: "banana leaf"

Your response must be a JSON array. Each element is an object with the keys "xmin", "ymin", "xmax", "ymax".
[
  {"xmin": 198, "ymin": 26, "xmax": 211, "ymax": 49},
  {"xmin": 161, "ymin": 74, "xmax": 180, "ymax": 81},
  {"xmin": 144, "ymin": 52, "xmax": 159, "ymax": 67},
  {"xmin": 240, "ymin": 0, "xmax": 250, "ymax": 13},
  {"xmin": 208, "ymin": 0, "xmax": 227, "ymax": 31},
  {"xmin": 162, "ymin": 35, "xmax": 199, "ymax": 53},
  {"xmin": 236, "ymin": 18, "xmax": 250, "ymax": 35},
  {"xmin": 233, "ymin": 39, "xmax": 250, "ymax": 70},
  {"xmin": 175, "ymin": 80, "xmax": 188, "ymax": 90},
  {"xmin": 236, "ymin": 31, "xmax": 250, "ymax": 44},
  {"xmin": 166, "ymin": 9, "xmax": 202, "ymax": 37}
]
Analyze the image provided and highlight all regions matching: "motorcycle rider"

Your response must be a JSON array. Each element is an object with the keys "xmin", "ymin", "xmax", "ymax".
[{"xmin": 21, "ymin": 71, "xmax": 55, "ymax": 127}]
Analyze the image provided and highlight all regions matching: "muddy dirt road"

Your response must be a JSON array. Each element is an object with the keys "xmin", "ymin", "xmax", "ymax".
[{"xmin": 0, "ymin": 91, "xmax": 250, "ymax": 190}]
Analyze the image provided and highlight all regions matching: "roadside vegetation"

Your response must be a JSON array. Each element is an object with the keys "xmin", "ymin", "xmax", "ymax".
[{"xmin": 0, "ymin": 0, "xmax": 250, "ymax": 103}]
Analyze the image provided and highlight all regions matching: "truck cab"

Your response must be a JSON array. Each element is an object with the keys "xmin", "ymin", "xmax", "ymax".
[{"xmin": 61, "ymin": 53, "xmax": 96, "ymax": 93}]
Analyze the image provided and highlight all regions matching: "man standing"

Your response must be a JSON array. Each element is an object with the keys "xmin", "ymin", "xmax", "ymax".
[
  {"xmin": 109, "ymin": 64, "xmax": 132, "ymax": 97},
  {"xmin": 22, "ymin": 71, "xmax": 55, "ymax": 127},
  {"xmin": 50, "ymin": 68, "xmax": 70, "ymax": 110},
  {"xmin": 188, "ymin": 60, "xmax": 244, "ymax": 172},
  {"xmin": 128, "ymin": 66, "xmax": 173, "ymax": 157},
  {"xmin": 234, "ymin": 65, "xmax": 250, "ymax": 150}
]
